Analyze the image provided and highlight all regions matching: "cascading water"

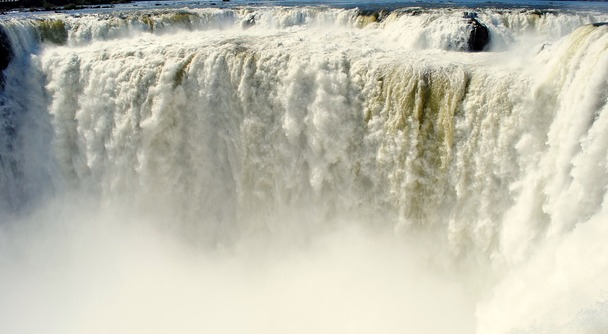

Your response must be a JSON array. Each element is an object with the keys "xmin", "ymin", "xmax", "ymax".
[{"xmin": 1, "ymin": 4, "xmax": 608, "ymax": 333}]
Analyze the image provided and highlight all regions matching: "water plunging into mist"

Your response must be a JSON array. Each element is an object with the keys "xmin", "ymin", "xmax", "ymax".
[{"xmin": 1, "ymin": 5, "xmax": 608, "ymax": 333}]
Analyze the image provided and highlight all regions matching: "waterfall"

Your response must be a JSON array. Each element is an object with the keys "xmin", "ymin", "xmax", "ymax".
[{"xmin": 1, "ymin": 5, "xmax": 608, "ymax": 333}]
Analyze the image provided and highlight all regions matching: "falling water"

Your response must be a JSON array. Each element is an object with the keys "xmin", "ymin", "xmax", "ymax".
[{"xmin": 1, "ymin": 4, "xmax": 608, "ymax": 333}]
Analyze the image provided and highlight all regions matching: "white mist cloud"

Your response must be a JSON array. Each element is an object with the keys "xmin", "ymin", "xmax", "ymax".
[{"xmin": 0, "ymin": 199, "xmax": 476, "ymax": 334}]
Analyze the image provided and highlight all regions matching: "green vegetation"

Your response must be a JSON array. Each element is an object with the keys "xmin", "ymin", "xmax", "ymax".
[
  {"xmin": 37, "ymin": 18, "xmax": 68, "ymax": 44},
  {"xmin": 173, "ymin": 54, "xmax": 194, "ymax": 87}
]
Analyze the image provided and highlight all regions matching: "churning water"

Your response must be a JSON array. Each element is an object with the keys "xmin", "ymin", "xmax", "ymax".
[{"xmin": 1, "ymin": 2, "xmax": 608, "ymax": 333}]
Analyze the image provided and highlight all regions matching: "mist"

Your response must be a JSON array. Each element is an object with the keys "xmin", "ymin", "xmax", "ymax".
[{"xmin": 0, "ymin": 196, "xmax": 477, "ymax": 334}]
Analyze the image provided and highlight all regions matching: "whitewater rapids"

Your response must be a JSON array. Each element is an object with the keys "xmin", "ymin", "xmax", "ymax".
[{"xmin": 1, "ymin": 5, "xmax": 608, "ymax": 333}]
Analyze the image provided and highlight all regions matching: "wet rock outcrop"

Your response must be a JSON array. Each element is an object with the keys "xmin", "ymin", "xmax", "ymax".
[
  {"xmin": 464, "ymin": 12, "xmax": 490, "ymax": 52},
  {"xmin": 0, "ymin": 26, "xmax": 12, "ymax": 88}
]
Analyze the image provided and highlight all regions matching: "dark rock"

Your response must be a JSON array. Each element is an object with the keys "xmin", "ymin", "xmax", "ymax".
[
  {"xmin": 0, "ymin": 26, "xmax": 12, "ymax": 88},
  {"xmin": 530, "ymin": 9, "xmax": 543, "ymax": 17},
  {"xmin": 243, "ymin": 14, "xmax": 255, "ymax": 29},
  {"xmin": 593, "ymin": 22, "xmax": 608, "ymax": 27},
  {"xmin": 463, "ymin": 11, "xmax": 477, "ymax": 19},
  {"xmin": 356, "ymin": 9, "xmax": 388, "ymax": 23},
  {"xmin": 467, "ymin": 18, "xmax": 489, "ymax": 52},
  {"xmin": 528, "ymin": 9, "xmax": 557, "ymax": 17}
]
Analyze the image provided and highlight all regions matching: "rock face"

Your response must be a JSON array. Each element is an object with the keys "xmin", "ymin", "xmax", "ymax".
[
  {"xmin": 464, "ymin": 12, "xmax": 490, "ymax": 52},
  {"xmin": 468, "ymin": 18, "xmax": 490, "ymax": 51},
  {"xmin": 243, "ymin": 14, "xmax": 255, "ymax": 29},
  {"xmin": 0, "ymin": 26, "xmax": 12, "ymax": 88}
]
